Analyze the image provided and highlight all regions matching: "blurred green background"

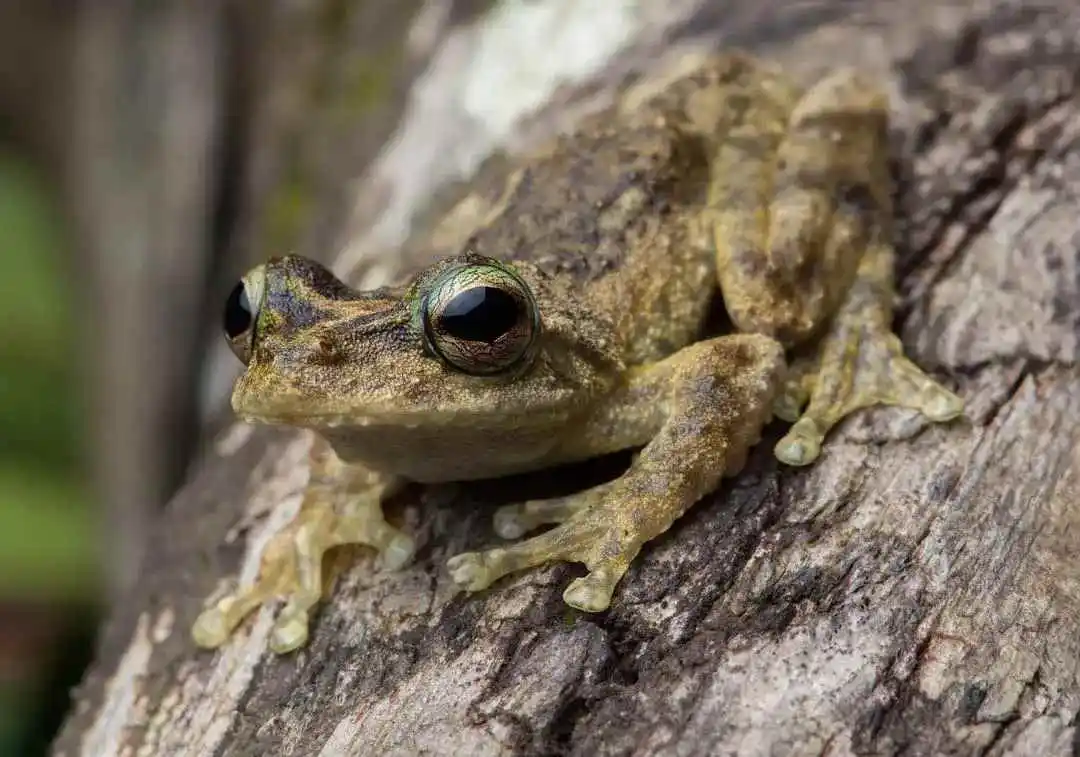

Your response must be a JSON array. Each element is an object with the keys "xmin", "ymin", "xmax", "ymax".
[{"xmin": 0, "ymin": 147, "xmax": 101, "ymax": 756}]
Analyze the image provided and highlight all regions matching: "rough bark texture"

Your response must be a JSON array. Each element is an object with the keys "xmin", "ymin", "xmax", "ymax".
[{"xmin": 54, "ymin": 1, "xmax": 1080, "ymax": 755}]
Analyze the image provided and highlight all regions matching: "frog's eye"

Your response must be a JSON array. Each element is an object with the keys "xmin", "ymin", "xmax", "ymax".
[
  {"xmin": 422, "ymin": 264, "xmax": 540, "ymax": 376},
  {"xmin": 223, "ymin": 266, "xmax": 266, "ymax": 365}
]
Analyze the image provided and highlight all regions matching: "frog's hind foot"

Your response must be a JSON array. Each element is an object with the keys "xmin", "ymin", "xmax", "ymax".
[{"xmin": 773, "ymin": 297, "xmax": 963, "ymax": 467}]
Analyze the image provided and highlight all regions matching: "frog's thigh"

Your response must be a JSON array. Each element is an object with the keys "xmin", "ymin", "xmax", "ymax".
[
  {"xmin": 707, "ymin": 69, "xmax": 963, "ymax": 464},
  {"xmin": 448, "ymin": 334, "xmax": 785, "ymax": 612},
  {"xmin": 712, "ymin": 68, "xmax": 890, "ymax": 343},
  {"xmin": 192, "ymin": 447, "xmax": 414, "ymax": 654}
]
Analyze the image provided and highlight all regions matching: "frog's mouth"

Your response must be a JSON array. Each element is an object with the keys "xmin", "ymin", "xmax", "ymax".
[
  {"xmin": 231, "ymin": 385, "xmax": 586, "ymax": 433},
  {"xmin": 239, "ymin": 407, "xmax": 477, "ymax": 429}
]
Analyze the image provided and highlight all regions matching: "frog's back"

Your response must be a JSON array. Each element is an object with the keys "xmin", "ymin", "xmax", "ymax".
[{"xmin": 463, "ymin": 114, "xmax": 719, "ymax": 363}]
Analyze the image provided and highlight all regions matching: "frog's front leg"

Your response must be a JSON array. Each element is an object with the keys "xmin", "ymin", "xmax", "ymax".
[
  {"xmin": 192, "ymin": 440, "xmax": 415, "ymax": 653},
  {"xmin": 448, "ymin": 334, "xmax": 785, "ymax": 611},
  {"xmin": 709, "ymin": 65, "xmax": 963, "ymax": 466}
]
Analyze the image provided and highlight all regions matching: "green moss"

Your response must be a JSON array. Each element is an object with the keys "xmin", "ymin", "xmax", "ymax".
[
  {"xmin": 259, "ymin": 0, "xmax": 434, "ymax": 255},
  {"xmin": 264, "ymin": 176, "xmax": 313, "ymax": 253},
  {"xmin": 339, "ymin": 51, "xmax": 398, "ymax": 116},
  {"xmin": 317, "ymin": 0, "xmax": 354, "ymax": 49}
]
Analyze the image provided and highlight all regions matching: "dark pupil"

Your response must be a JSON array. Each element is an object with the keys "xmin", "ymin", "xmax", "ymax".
[
  {"xmin": 440, "ymin": 286, "xmax": 520, "ymax": 343},
  {"xmin": 224, "ymin": 282, "xmax": 253, "ymax": 339}
]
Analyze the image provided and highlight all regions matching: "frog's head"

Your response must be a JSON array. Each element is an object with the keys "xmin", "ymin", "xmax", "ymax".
[{"xmin": 223, "ymin": 254, "xmax": 621, "ymax": 436}]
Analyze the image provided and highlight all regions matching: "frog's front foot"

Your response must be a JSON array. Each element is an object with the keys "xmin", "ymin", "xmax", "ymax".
[
  {"xmin": 773, "ymin": 312, "xmax": 963, "ymax": 467},
  {"xmin": 191, "ymin": 522, "xmax": 312, "ymax": 653},
  {"xmin": 491, "ymin": 480, "xmax": 615, "ymax": 540},
  {"xmin": 453, "ymin": 477, "xmax": 637, "ymax": 611},
  {"xmin": 448, "ymin": 512, "xmax": 629, "ymax": 612},
  {"xmin": 192, "ymin": 494, "xmax": 415, "ymax": 654}
]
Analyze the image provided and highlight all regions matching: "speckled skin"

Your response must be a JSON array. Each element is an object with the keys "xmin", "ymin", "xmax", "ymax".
[{"xmin": 192, "ymin": 54, "xmax": 963, "ymax": 654}]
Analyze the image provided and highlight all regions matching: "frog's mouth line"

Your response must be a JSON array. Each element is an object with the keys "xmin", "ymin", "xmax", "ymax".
[
  {"xmin": 231, "ymin": 375, "xmax": 597, "ymax": 430},
  {"xmin": 236, "ymin": 405, "xmax": 574, "ymax": 431},
  {"xmin": 241, "ymin": 410, "xmax": 446, "ymax": 429}
]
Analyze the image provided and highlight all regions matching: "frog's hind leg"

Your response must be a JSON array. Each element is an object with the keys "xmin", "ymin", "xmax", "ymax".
[
  {"xmin": 448, "ymin": 334, "xmax": 785, "ymax": 613},
  {"xmin": 708, "ymin": 66, "xmax": 962, "ymax": 466}
]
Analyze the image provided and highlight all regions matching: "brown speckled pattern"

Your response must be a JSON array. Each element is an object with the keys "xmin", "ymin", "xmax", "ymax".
[{"xmin": 193, "ymin": 53, "xmax": 963, "ymax": 653}]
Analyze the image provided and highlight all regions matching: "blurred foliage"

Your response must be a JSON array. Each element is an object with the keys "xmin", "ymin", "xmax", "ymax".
[
  {"xmin": 0, "ymin": 147, "xmax": 101, "ymax": 754},
  {"xmin": 0, "ymin": 148, "xmax": 98, "ymax": 598}
]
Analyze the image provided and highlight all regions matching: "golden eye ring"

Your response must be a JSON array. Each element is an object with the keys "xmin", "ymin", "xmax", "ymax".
[{"xmin": 421, "ymin": 263, "xmax": 540, "ymax": 376}]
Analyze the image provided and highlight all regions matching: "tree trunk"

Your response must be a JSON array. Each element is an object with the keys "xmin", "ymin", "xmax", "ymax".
[{"xmin": 52, "ymin": 1, "xmax": 1080, "ymax": 755}]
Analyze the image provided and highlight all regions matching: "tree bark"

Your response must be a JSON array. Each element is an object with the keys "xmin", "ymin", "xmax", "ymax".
[{"xmin": 53, "ymin": 1, "xmax": 1080, "ymax": 755}]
